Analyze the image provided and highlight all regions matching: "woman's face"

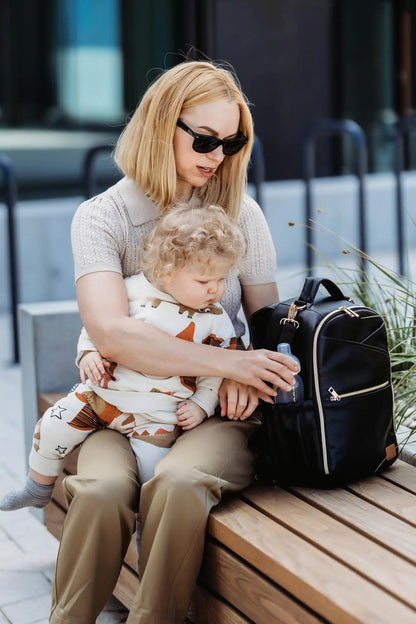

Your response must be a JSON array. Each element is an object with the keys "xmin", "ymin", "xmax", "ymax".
[{"xmin": 173, "ymin": 99, "xmax": 241, "ymax": 201}]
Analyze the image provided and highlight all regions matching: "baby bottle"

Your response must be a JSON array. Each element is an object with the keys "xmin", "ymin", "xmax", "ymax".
[{"xmin": 275, "ymin": 342, "xmax": 304, "ymax": 404}]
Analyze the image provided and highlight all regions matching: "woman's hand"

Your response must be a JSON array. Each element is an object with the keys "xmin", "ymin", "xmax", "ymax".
[
  {"xmin": 232, "ymin": 282, "xmax": 298, "ymax": 397},
  {"xmin": 226, "ymin": 348, "xmax": 298, "ymax": 398},
  {"xmin": 219, "ymin": 379, "xmax": 261, "ymax": 420}
]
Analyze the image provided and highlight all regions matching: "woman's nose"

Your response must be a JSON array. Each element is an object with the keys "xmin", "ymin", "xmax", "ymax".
[{"xmin": 207, "ymin": 146, "xmax": 225, "ymax": 163}]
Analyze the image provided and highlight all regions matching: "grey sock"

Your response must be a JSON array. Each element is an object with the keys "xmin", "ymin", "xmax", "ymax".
[{"xmin": 0, "ymin": 476, "xmax": 54, "ymax": 511}]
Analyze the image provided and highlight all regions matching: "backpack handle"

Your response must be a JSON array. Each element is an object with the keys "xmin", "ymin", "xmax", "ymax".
[
  {"xmin": 262, "ymin": 277, "xmax": 349, "ymax": 351},
  {"xmin": 296, "ymin": 277, "xmax": 348, "ymax": 306}
]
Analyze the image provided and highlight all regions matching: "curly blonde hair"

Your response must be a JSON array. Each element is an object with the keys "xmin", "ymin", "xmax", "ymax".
[
  {"xmin": 115, "ymin": 60, "xmax": 253, "ymax": 221},
  {"xmin": 142, "ymin": 205, "xmax": 246, "ymax": 283}
]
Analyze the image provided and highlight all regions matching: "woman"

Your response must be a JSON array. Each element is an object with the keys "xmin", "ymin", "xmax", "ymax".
[{"xmin": 50, "ymin": 60, "xmax": 297, "ymax": 624}]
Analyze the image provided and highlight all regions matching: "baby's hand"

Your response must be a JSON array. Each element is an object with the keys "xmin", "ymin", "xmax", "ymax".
[
  {"xmin": 176, "ymin": 400, "xmax": 207, "ymax": 431},
  {"xmin": 79, "ymin": 351, "xmax": 109, "ymax": 385}
]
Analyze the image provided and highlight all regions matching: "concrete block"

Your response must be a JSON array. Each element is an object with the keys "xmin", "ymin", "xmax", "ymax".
[{"xmin": 18, "ymin": 301, "xmax": 81, "ymax": 471}]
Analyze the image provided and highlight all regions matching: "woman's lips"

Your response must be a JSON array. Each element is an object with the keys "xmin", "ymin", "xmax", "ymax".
[{"xmin": 197, "ymin": 166, "xmax": 214, "ymax": 178}]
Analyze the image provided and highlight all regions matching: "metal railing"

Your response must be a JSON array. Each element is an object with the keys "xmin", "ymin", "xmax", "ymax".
[
  {"xmin": 303, "ymin": 119, "xmax": 368, "ymax": 275},
  {"xmin": 0, "ymin": 154, "xmax": 19, "ymax": 363},
  {"xmin": 82, "ymin": 144, "xmax": 116, "ymax": 199},
  {"xmin": 394, "ymin": 114, "xmax": 416, "ymax": 276}
]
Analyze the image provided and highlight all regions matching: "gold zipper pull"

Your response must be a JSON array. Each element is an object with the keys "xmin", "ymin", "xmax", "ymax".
[
  {"xmin": 328, "ymin": 387, "xmax": 341, "ymax": 401},
  {"xmin": 339, "ymin": 306, "xmax": 359, "ymax": 318}
]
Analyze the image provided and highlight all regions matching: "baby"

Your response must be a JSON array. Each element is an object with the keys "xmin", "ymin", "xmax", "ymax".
[{"xmin": 1, "ymin": 205, "xmax": 246, "ymax": 510}]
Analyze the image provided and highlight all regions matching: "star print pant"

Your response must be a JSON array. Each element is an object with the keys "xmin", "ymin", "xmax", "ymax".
[{"xmin": 29, "ymin": 383, "xmax": 179, "ymax": 483}]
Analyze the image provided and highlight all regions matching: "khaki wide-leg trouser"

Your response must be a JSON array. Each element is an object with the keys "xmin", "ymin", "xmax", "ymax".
[{"xmin": 49, "ymin": 413, "xmax": 260, "ymax": 624}]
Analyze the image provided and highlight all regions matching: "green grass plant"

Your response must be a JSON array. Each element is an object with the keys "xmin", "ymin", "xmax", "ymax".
[{"xmin": 307, "ymin": 222, "xmax": 416, "ymax": 446}]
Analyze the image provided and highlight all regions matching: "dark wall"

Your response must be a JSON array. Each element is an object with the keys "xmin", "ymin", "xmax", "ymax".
[
  {"xmin": 0, "ymin": 0, "xmax": 56, "ymax": 126},
  {"xmin": 178, "ymin": 0, "xmax": 340, "ymax": 180}
]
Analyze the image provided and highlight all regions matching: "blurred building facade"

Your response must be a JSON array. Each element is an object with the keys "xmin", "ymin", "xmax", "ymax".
[
  {"xmin": 1, "ymin": 0, "xmax": 416, "ymax": 189},
  {"xmin": 1, "ymin": 0, "xmax": 416, "ymax": 316}
]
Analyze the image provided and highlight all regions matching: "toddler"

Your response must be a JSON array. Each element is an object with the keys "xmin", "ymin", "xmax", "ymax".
[{"xmin": 1, "ymin": 205, "xmax": 246, "ymax": 510}]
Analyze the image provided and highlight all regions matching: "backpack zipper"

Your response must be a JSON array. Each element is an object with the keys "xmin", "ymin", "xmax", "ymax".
[
  {"xmin": 312, "ymin": 305, "xmax": 368, "ymax": 475},
  {"xmin": 328, "ymin": 381, "xmax": 389, "ymax": 402}
]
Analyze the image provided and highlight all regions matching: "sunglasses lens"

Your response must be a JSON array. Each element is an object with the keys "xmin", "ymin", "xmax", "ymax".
[
  {"xmin": 193, "ymin": 137, "xmax": 247, "ymax": 155},
  {"xmin": 192, "ymin": 137, "xmax": 221, "ymax": 153},
  {"xmin": 222, "ymin": 138, "xmax": 247, "ymax": 156}
]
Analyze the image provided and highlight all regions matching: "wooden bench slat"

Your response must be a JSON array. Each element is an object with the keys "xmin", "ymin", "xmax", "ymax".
[
  {"xmin": 347, "ymin": 477, "xmax": 416, "ymax": 527},
  {"xmin": 209, "ymin": 498, "xmax": 416, "ymax": 623},
  {"xmin": 242, "ymin": 485, "xmax": 416, "ymax": 610},
  {"xmin": 291, "ymin": 484, "xmax": 416, "ymax": 563},
  {"xmin": 200, "ymin": 540, "xmax": 324, "ymax": 624},
  {"xmin": 380, "ymin": 459, "xmax": 416, "ymax": 495},
  {"xmin": 38, "ymin": 392, "xmax": 67, "ymax": 414},
  {"xmin": 189, "ymin": 586, "xmax": 250, "ymax": 624}
]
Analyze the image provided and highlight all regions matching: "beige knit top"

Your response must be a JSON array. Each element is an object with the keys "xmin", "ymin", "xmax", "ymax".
[{"xmin": 71, "ymin": 177, "xmax": 277, "ymax": 338}]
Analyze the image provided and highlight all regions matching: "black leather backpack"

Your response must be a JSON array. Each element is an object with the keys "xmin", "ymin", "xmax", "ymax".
[{"xmin": 248, "ymin": 277, "xmax": 398, "ymax": 487}]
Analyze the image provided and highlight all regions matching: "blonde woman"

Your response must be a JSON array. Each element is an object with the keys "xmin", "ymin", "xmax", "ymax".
[{"xmin": 50, "ymin": 60, "xmax": 297, "ymax": 624}]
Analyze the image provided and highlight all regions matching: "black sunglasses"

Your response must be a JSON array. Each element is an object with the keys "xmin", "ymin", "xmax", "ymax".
[{"xmin": 176, "ymin": 119, "xmax": 248, "ymax": 156}]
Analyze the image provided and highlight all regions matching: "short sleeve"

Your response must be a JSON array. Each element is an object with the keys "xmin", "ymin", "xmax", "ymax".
[
  {"xmin": 71, "ymin": 194, "xmax": 126, "ymax": 282},
  {"xmin": 238, "ymin": 195, "xmax": 277, "ymax": 286}
]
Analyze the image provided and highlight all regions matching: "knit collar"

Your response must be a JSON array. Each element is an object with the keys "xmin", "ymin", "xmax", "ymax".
[
  {"xmin": 116, "ymin": 177, "xmax": 158, "ymax": 226},
  {"xmin": 116, "ymin": 176, "xmax": 201, "ymax": 226}
]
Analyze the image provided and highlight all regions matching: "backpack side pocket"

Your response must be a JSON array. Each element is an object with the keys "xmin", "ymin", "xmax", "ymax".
[{"xmin": 249, "ymin": 400, "xmax": 321, "ymax": 485}]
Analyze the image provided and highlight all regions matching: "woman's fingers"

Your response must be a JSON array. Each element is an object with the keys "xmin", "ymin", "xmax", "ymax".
[
  {"xmin": 219, "ymin": 380, "xmax": 259, "ymax": 420},
  {"xmin": 229, "ymin": 349, "xmax": 297, "ymax": 395},
  {"xmin": 219, "ymin": 379, "xmax": 238, "ymax": 417},
  {"xmin": 238, "ymin": 387, "xmax": 259, "ymax": 420},
  {"xmin": 257, "ymin": 389, "xmax": 274, "ymax": 404}
]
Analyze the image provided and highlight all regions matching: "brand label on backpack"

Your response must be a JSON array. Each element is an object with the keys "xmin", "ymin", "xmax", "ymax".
[{"xmin": 385, "ymin": 444, "xmax": 397, "ymax": 462}]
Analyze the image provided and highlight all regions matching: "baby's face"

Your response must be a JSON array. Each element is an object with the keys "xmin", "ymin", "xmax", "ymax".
[{"xmin": 161, "ymin": 260, "xmax": 230, "ymax": 310}]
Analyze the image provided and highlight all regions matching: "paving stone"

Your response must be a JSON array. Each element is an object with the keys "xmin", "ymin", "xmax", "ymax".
[
  {"xmin": 0, "ymin": 539, "xmax": 25, "ymax": 565},
  {"xmin": 96, "ymin": 596, "xmax": 129, "ymax": 622},
  {"xmin": 97, "ymin": 611, "xmax": 128, "ymax": 623},
  {"xmin": 14, "ymin": 525, "xmax": 58, "ymax": 556},
  {"xmin": 0, "ymin": 509, "xmax": 40, "ymax": 536},
  {"xmin": 1, "ymin": 554, "xmax": 57, "ymax": 573},
  {"xmin": 0, "ymin": 570, "xmax": 51, "ymax": 605},
  {"xmin": 0, "ymin": 527, "xmax": 11, "ymax": 544},
  {"xmin": 2, "ymin": 592, "xmax": 52, "ymax": 624},
  {"xmin": 42, "ymin": 566, "xmax": 55, "ymax": 583}
]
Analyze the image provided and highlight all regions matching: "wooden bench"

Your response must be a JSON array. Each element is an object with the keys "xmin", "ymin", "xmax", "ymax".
[{"xmin": 39, "ymin": 390, "xmax": 416, "ymax": 624}]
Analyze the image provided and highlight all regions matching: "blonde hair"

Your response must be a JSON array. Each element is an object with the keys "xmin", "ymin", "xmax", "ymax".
[
  {"xmin": 142, "ymin": 205, "xmax": 246, "ymax": 283},
  {"xmin": 115, "ymin": 60, "xmax": 253, "ymax": 221}
]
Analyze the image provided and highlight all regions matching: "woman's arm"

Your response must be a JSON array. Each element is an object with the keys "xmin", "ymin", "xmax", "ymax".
[
  {"xmin": 241, "ymin": 282, "xmax": 279, "ymax": 321},
  {"xmin": 76, "ymin": 272, "xmax": 296, "ymax": 397},
  {"xmin": 219, "ymin": 282, "xmax": 282, "ymax": 419}
]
